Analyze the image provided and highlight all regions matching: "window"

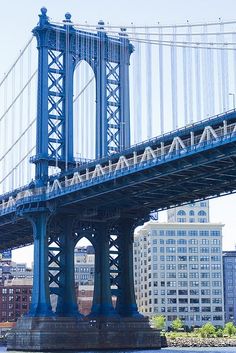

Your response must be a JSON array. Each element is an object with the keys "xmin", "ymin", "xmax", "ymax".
[
  {"xmin": 211, "ymin": 230, "xmax": 221, "ymax": 236},
  {"xmin": 178, "ymin": 247, "xmax": 187, "ymax": 253},
  {"xmin": 166, "ymin": 246, "xmax": 176, "ymax": 253},
  {"xmin": 189, "ymin": 256, "xmax": 198, "ymax": 262},
  {"xmin": 189, "ymin": 210, "xmax": 195, "ymax": 216},
  {"xmin": 178, "ymin": 281, "xmax": 188, "ymax": 287},
  {"xmin": 177, "ymin": 217, "xmax": 186, "ymax": 222},
  {"xmin": 189, "ymin": 272, "xmax": 199, "ymax": 278},
  {"xmin": 177, "ymin": 210, "xmax": 186, "ymax": 216},
  {"xmin": 177, "ymin": 231, "xmax": 186, "ymax": 236},
  {"xmin": 178, "ymin": 264, "xmax": 187, "ymax": 270},
  {"xmin": 198, "ymin": 210, "xmax": 206, "ymax": 216},
  {"xmin": 189, "ymin": 247, "xmax": 198, "ymax": 253},
  {"xmin": 212, "ymin": 289, "xmax": 222, "ymax": 295},
  {"xmin": 178, "ymin": 239, "xmax": 187, "ymax": 244},
  {"xmin": 178, "ymin": 290, "xmax": 188, "ymax": 295},
  {"xmin": 166, "ymin": 239, "xmax": 176, "ymax": 244},
  {"xmin": 167, "ymin": 290, "xmax": 176, "ymax": 295},
  {"xmin": 202, "ymin": 298, "xmax": 210, "ymax": 303},
  {"xmin": 178, "ymin": 256, "xmax": 187, "ymax": 261},
  {"xmin": 190, "ymin": 281, "xmax": 199, "ymax": 287},
  {"xmin": 178, "ymin": 272, "xmax": 187, "ymax": 278},
  {"xmin": 179, "ymin": 298, "xmax": 188, "ymax": 304},
  {"xmin": 190, "ymin": 289, "xmax": 199, "ymax": 295},
  {"xmin": 199, "ymin": 231, "xmax": 209, "ymax": 236},
  {"xmin": 189, "ymin": 239, "xmax": 198, "ymax": 245},
  {"xmin": 201, "ymin": 273, "xmax": 210, "ymax": 278},
  {"xmin": 200, "ymin": 247, "xmax": 209, "ymax": 253},
  {"xmin": 189, "ymin": 231, "xmax": 198, "ymax": 236},
  {"xmin": 190, "ymin": 298, "xmax": 199, "ymax": 303},
  {"xmin": 189, "ymin": 264, "xmax": 198, "ymax": 270}
]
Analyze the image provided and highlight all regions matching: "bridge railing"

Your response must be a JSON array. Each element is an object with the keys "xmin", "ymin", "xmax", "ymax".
[{"xmin": 0, "ymin": 116, "xmax": 236, "ymax": 215}]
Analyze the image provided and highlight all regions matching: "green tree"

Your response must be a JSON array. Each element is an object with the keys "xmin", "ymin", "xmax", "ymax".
[
  {"xmin": 224, "ymin": 322, "xmax": 236, "ymax": 337},
  {"xmin": 150, "ymin": 315, "xmax": 166, "ymax": 330},
  {"xmin": 171, "ymin": 317, "xmax": 184, "ymax": 331},
  {"xmin": 200, "ymin": 322, "xmax": 216, "ymax": 338}
]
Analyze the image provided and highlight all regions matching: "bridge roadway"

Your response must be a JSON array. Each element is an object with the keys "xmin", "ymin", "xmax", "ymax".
[{"xmin": 1, "ymin": 109, "xmax": 236, "ymax": 250}]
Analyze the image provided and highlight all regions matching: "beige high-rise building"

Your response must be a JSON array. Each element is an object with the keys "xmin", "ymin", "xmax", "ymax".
[{"xmin": 134, "ymin": 201, "xmax": 224, "ymax": 328}]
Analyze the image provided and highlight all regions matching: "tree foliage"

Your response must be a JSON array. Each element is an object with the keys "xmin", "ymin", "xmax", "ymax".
[
  {"xmin": 171, "ymin": 317, "xmax": 184, "ymax": 331},
  {"xmin": 200, "ymin": 322, "xmax": 216, "ymax": 338},
  {"xmin": 224, "ymin": 322, "xmax": 236, "ymax": 337},
  {"xmin": 151, "ymin": 315, "xmax": 166, "ymax": 330}
]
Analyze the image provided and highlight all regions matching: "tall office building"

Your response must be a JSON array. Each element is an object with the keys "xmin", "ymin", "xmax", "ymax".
[
  {"xmin": 223, "ymin": 251, "xmax": 236, "ymax": 324},
  {"xmin": 134, "ymin": 201, "xmax": 224, "ymax": 328}
]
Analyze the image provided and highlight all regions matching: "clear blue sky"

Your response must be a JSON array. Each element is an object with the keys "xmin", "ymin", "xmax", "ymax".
[{"xmin": 1, "ymin": 0, "xmax": 236, "ymax": 264}]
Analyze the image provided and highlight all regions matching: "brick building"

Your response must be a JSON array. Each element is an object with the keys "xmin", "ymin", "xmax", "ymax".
[{"xmin": 0, "ymin": 279, "xmax": 32, "ymax": 322}]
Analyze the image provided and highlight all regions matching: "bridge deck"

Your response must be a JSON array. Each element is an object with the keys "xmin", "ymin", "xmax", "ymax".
[{"xmin": 1, "ymin": 110, "xmax": 236, "ymax": 250}]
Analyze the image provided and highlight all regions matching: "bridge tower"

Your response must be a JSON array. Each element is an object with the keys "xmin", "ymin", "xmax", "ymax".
[
  {"xmin": 7, "ymin": 8, "xmax": 161, "ymax": 351},
  {"xmin": 31, "ymin": 7, "xmax": 133, "ymax": 185}
]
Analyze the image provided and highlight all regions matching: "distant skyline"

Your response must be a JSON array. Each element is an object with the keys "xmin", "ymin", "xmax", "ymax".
[{"xmin": 0, "ymin": 0, "xmax": 236, "ymax": 264}]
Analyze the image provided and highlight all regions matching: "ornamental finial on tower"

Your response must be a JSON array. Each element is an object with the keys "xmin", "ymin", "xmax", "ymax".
[
  {"xmin": 97, "ymin": 20, "xmax": 105, "ymax": 29},
  {"xmin": 39, "ymin": 7, "xmax": 49, "ymax": 27},
  {"xmin": 64, "ymin": 12, "xmax": 72, "ymax": 23},
  {"xmin": 120, "ymin": 27, "xmax": 128, "ymax": 36}
]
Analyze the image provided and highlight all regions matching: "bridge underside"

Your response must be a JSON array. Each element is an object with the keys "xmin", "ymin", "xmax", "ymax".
[{"xmin": 1, "ymin": 138, "xmax": 236, "ymax": 250}]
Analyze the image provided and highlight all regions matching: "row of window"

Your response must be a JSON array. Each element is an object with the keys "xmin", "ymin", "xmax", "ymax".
[
  {"xmin": 152, "ymin": 247, "xmax": 221, "ymax": 253},
  {"xmin": 150, "ymin": 239, "xmax": 221, "ymax": 245},
  {"xmin": 152, "ymin": 297, "xmax": 222, "ymax": 304},
  {"xmin": 138, "ymin": 289, "xmax": 222, "ymax": 296},
  {"xmin": 158, "ymin": 281, "xmax": 222, "ymax": 287},
  {"xmin": 148, "ymin": 230, "xmax": 221, "ymax": 237}
]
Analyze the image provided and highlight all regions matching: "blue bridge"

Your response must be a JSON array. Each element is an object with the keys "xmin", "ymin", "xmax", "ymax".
[{"xmin": 1, "ymin": 8, "xmax": 236, "ymax": 351}]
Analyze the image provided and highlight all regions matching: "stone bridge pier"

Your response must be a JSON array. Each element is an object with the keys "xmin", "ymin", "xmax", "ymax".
[{"xmin": 7, "ymin": 210, "xmax": 161, "ymax": 351}]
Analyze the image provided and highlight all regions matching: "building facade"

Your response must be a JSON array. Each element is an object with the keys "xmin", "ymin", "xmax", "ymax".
[
  {"xmin": 0, "ymin": 279, "xmax": 32, "ymax": 322},
  {"xmin": 223, "ymin": 251, "xmax": 236, "ymax": 324},
  {"xmin": 134, "ymin": 201, "xmax": 224, "ymax": 328}
]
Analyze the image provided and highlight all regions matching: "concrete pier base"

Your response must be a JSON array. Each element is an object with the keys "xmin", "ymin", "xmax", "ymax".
[{"xmin": 7, "ymin": 316, "xmax": 161, "ymax": 351}]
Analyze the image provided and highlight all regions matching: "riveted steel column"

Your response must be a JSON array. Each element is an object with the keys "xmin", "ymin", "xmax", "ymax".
[
  {"xmin": 116, "ymin": 221, "xmax": 142, "ymax": 317},
  {"xmin": 90, "ymin": 224, "xmax": 116, "ymax": 317},
  {"xmin": 119, "ymin": 29, "xmax": 131, "ymax": 150},
  {"xmin": 95, "ymin": 22, "xmax": 107, "ymax": 159},
  {"xmin": 55, "ymin": 216, "xmax": 82, "ymax": 317},
  {"xmin": 33, "ymin": 8, "xmax": 50, "ymax": 185},
  {"xmin": 29, "ymin": 212, "xmax": 53, "ymax": 317}
]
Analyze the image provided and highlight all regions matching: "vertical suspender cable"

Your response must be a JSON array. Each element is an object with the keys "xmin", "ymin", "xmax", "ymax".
[
  {"xmin": 171, "ymin": 26, "xmax": 178, "ymax": 130},
  {"xmin": 217, "ymin": 23, "xmax": 223, "ymax": 112},
  {"xmin": 132, "ymin": 25, "xmax": 142, "ymax": 143},
  {"xmin": 145, "ymin": 26, "xmax": 152, "ymax": 139},
  {"xmin": 201, "ymin": 25, "xmax": 208, "ymax": 118},
  {"xmin": 220, "ymin": 23, "xmax": 229, "ymax": 111},
  {"xmin": 207, "ymin": 37, "xmax": 215, "ymax": 116},
  {"xmin": 195, "ymin": 43, "xmax": 201, "ymax": 121},
  {"xmin": 81, "ymin": 35, "xmax": 85, "ymax": 157},
  {"xmin": 187, "ymin": 24, "xmax": 193, "ymax": 123},
  {"xmin": 90, "ymin": 25, "xmax": 95, "ymax": 159},
  {"xmin": 27, "ymin": 40, "xmax": 32, "ymax": 182},
  {"xmin": 2, "ymin": 77, "xmax": 7, "ymax": 193},
  {"xmin": 158, "ymin": 26, "xmax": 164, "ymax": 134},
  {"xmin": 182, "ymin": 33, "xmax": 188, "ymax": 125},
  {"xmin": 74, "ymin": 31, "xmax": 80, "ymax": 163},
  {"xmin": 233, "ymin": 33, "xmax": 236, "ymax": 109},
  {"xmin": 19, "ymin": 51, "xmax": 23, "ymax": 188}
]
